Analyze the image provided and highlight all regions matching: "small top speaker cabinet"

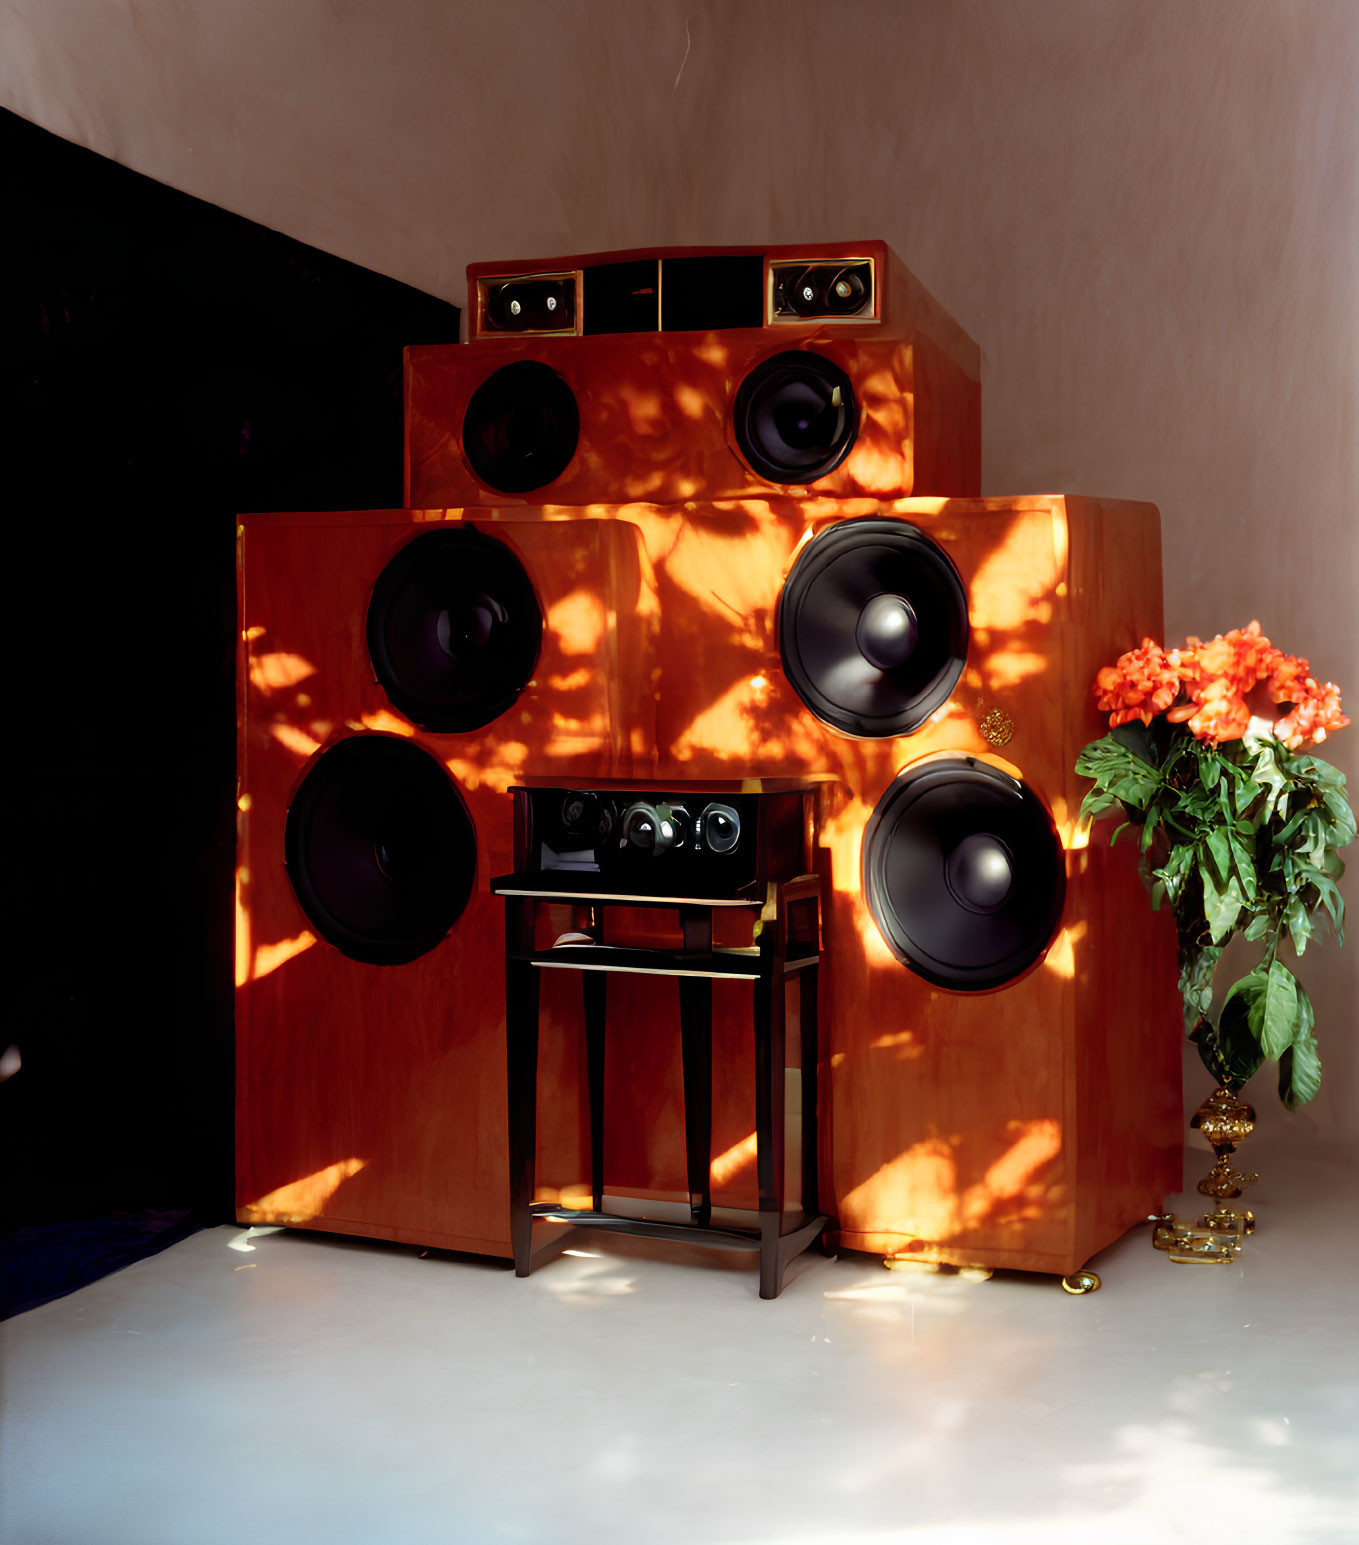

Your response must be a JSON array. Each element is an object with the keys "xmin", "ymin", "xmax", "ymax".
[
  {"xmin": 405, "ymin": 240, "xmax": 982, "ymax": 508},
  {"xmin": 465, "ymin": 240, "xmax": 977, "ymax": 353}
]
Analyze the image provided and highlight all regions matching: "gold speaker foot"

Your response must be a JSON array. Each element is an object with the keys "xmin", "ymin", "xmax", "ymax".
[{"xmin": 1060, "ymin": 1270, "xmax": 1101, "ymax": 1295}]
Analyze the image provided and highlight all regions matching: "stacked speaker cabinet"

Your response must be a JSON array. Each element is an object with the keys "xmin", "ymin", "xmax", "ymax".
[
  {"xmin": 500, "ymin": 493, "xmax": 1182, "ymax": 1277},
  {"xmin": 235, "ymin": 508, "xmax": 657, "ymax": 1253},
  {"xmin": 646, "ymin": 494, "xmax": 1183, "ymax": 1275},
  {"xmin": 405, "ymin": 240, "xmax": 982, "ymax": 509}
]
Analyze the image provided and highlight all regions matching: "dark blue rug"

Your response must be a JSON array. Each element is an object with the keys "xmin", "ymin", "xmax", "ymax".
[{"xmin": 0, "ymin": 1211, "xmax": 204, "ymax": 1320}]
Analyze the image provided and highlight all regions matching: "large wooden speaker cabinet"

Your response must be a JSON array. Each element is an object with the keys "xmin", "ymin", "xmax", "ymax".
[
  {"xmin": 534, "ymin": 494, "xmax": 1182, "ymax": 1276},
  {"xmin": 405, "ymin": 240, "xmax": 981, "ymax": 509},
  {"xmin": 234, "ymin": 508, "xmax": 657, "ymax": 1253}
]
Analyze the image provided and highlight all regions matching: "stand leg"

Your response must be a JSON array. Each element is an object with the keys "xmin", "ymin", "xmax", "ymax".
[
  {"xmin": 678, "ymin": 977, "xmax": 713, "ymax": 1227},
  {"xmin": 505, "ymin": 898, "xmax": 540, "ymax": 1278},
  {"xmin": 799, "ymin": 966, "xmax": 819, "ymax": 1220},
  {"xmin": 583, "ymin": 972, "xmax": 607, "ymax": 1213},
  {"xmin": 755, "ymin": 970, "xmax": 788, "ymax": 1299}
]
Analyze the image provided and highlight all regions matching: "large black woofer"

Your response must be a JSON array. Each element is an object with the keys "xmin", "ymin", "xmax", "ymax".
[
  {"xmin": 778, "ymin": 517, "xmax": 968, "ymax": 738},
  {"xmin": 284, "ymin": 735, "xmax": 477, "ymax": 966},
  {"xmin": 461, "ymin": 359, "xmax": 580, "ymax": 493},
  {"xmin": 733, "ymin": 350, "xmax": 858, "ymax": 484},
  {"xmin": 367, "ymin": 527, "xmax": 543, "ymax": 733},
  {"xmin": 862, "ymin": 757, "xmax": 1066, "ymax": 991}
]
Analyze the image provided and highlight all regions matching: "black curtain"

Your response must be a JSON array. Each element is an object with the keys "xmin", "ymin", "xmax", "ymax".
[{"xmin": 1, "ymin": 108, "xmax": 460, "ymax": 1244}]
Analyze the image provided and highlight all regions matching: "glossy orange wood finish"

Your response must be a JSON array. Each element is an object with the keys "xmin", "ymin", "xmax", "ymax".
[
  {"xmin": 405, "ymin": 329, "xmax": 983, "ymax": 510},
  {"xmin": 235, "ymin": 509, "xmax": 658, "ymax": 1252},
  {"xmin": 489, "ymin": 495, "xmax": 1181, "ymax": 1270}
]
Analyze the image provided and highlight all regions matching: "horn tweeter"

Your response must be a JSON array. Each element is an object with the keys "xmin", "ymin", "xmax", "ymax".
[
  {"xmin": 367, "ymin": 526, "xmax": 543, "ymax": 732},
  {"xmin": 778, "ymin": 517, "xmax": 968, "ymax": 738},
  {"xmin": 283, "ymin": 734, "xmax": 477, "ymax": 966},
  {"xmin": 862, "ymin": 757, "xmax": 1065, "ymax": 991}
]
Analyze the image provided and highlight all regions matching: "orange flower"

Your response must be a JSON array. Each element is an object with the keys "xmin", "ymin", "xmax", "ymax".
[
  {"xmin": 1091, "ymin": 623, "xmax": 1348, "ymax": 749},
  {"xmin": 1094, "ymin": 638, "xmax": 1182, "ymax": 727},
  {"xmin": 1191, "ymin": 620, "xmax": 1281, "ymax": 694},
  {"xmin": 1267, "ymin": 651, "xmax": 1313, "ymax": 704},
  {"xmin": 1178, "ymin": 675, "xmax": 1253, "ymax": 743},
  {"xmin": 1274, "ymin": 679, "xmax": 1350, "ymax": 749}
]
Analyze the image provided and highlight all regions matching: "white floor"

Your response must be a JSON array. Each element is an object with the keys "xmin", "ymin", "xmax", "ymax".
[{"xmin": 3, "ymin": 1142, "xmax": 1356, "ymax": 1545}]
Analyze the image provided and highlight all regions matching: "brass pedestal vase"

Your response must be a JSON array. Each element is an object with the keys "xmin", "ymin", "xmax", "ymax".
[{"xmin": 1151, "ymin": 1085, "xmax": 1258, "ymax": 1265}]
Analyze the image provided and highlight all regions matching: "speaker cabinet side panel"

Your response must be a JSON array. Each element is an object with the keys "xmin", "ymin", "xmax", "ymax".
[
  {"xmin": 907, "ymin": 332, "xmax": 982, "ymax": 496},
  {"xmin": 1070, "ymin": 836, "xmax": 1184, "ymax": 1261},
  {"xmin": 1060, "ymin": 497, "xmax": 1184, "ymax": 1255}
]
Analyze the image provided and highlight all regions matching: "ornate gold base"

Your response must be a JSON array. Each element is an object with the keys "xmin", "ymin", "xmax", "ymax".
[
  {"xmin": 1152, "ymin": 1086, "xmax": 1259, "ymax": 1267},
  {"xmin": 1151, "ymin": 1206, "xmax": 1255, "ymax": 1264}
]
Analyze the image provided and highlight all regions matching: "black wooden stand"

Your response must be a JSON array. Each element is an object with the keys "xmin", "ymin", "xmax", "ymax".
[{"xmin": 495, "ymin": 833, "xmax": 825, "ymax": 1299}]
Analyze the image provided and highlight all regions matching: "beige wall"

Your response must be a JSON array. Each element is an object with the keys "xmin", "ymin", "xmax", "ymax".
[{"xmin": 4, "ymin": 0, "xmax": 1354, "ymax": 1143}]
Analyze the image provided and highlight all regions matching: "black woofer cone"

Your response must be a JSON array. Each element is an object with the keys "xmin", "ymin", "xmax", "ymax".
[
  {"xmin": 862, "ymin": 758, "xmax": 1066, "ymax": 991},
  {"xmin": 284, "ymin": 735, "xmax": 478, "ymax": 966},
  {"xmin": 778, "ymin": 517, "xmax": 968, "ymax": 738},
  {"xmin": 367, "ymin": 527, "xmax": 543, "ymax": 733},
  {"xmin": 733, "ymin": 350, "xmax": 858, "ymax": 484},
  {"xmin": 462, "ymin": 359, "xmax": 579, "ymax": 493}
]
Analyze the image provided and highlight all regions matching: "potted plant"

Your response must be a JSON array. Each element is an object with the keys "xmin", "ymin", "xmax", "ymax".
[{"xmin": 1076, "ymin": 622, "xmax": 1353, "ymax": 1114}]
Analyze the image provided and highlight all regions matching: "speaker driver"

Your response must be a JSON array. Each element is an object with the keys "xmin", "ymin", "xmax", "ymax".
[
  {"xmin": 778, "ymin": 517, "xmax": 967, "ymax": 737},
  {"xmin": 462, "ymin": 359, "xmax": 580, "ymax": 493},
  {"xmin": 862, "ymin": 757, "xmax": 1065, "ymax": 991},
  {"xmin": 733, "ymin": 351, "xmax": 858, "ymax": 484},
  {"xmin": 367, "ymin": 527, "xmax": 543, "ymax": 733},
  {"xmin": 284, "ymin": 735, "xmax": 477, "ymax": 966}
]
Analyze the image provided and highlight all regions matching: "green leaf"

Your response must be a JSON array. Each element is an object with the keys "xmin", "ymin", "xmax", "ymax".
[
  {"xmin": 1110, "ymin": 721, "xmax": 1158, "ymax": 763},
  {"xmin": 1204, "ymin": 828, "xmax": 1232, "ymax": 884},
  {"xmin": 1276, "ymin": 808, "xmax": 1310, "ymax": 845},
  {"xmin": 1320, "ymin": 787, "xmax": 1357, "ymax": 847},
  {"xmin": 1079, "ymin": 787, "xmax": 1121, "ymax": 824},
  {"xmin": 1252, "ymin": 742, "xmax": 1291, "ymax": 824},
  {"xmin": 1226, "ymin": 829, "xmax": 1258, "ymax": 902},
  {"xmin": 1154, "ymin": 843, "xmax": 1195, "ymax": 907},
  {"xmin": 1312, "ymin": 871, "xmax": 1346, "ymax": 942},
  {"xmin": 1201, "ymin": 862, "xmax": 1244, "ymax": 944},
  {"xmin": 1074, "ymin": 735, "xmax": 1161, "ymax": 813},
  {"xmin": 1232, "ymin": 778, "xmax": 1263, "ymax": 820},
  {"xmin": 1278, "ymin": 993, "xmax": 1321, "ymax": 1109},
  {"xmin": 1284, "ymin": 895, "xmax": 1312, "ymax": 956},
  {"xmin": 1178, "ymin": 945, "xmax": 1222, "ymax": 1034},
  {"xmin": 1291, "ymin": 752, "xmax": 1347, "ymax": 792},
  {"xmin": 1201, "ymin": 757, "xmax": 1220, "ymax": 791},
  {"xmin": 1243, "ymin": 912, "xmax": 1273, "ymax": 943},
  {"xmin": 1223, "ymin": 962, "xmax": 1303, "ymax": 1060}
]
